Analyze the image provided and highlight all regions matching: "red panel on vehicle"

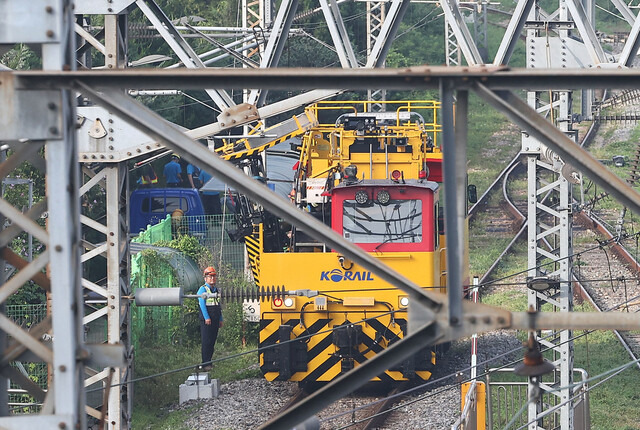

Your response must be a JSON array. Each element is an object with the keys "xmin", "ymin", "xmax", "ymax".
[{"xmin": 426, "ymin": 160, "xmax": 443, "ymax": 182}]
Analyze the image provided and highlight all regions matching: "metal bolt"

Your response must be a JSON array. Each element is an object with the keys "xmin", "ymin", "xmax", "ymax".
[
  {"xmin": 59, "ymin": 422, "xmax": 66, "ymax": 429},
  {"xmin": 109, "ymin": 146, "xmax": 114, "ymax": 150},
  {"xmin": 45, "ymin": 6, "xmax": 53, "ymax": 13},
  {"xmin": 46, "ymin": 30, "xmax": 55, "ymax": 38},
  {"xmin": 59, "ymin": 365, "xmax": 66, "ymax": 372},
  {"xmin": 55, "ymin": 245, "xmax": 63, "ymax": 252},
  {"xmin": 48, "ymin": 102, "xmax": 57, "ymax": 110},
  {"xmin": 49, "ymin": 127, "xmax": 59, "ymax": 135}
]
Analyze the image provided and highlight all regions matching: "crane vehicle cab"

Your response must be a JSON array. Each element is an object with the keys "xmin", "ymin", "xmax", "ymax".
[{"xmin": 228, "ymin": 100, "xmax": 469, "ymax": 384}]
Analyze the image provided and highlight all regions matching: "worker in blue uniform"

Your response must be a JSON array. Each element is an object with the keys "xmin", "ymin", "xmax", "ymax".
[
  {"xmin": 197, "ymin": 266, "xmax": 223, "ymax": 371},
  {"xmin": 163, "ymin": 154, "xmax": 183, "ymax": 187},
  {"xmin": 187, "ymin": 163, "xmax": 213, "ymax": 189}
]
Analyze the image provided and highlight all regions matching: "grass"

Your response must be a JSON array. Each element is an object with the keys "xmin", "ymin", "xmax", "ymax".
[
  {"xmin": 131, "ymin": 301, "xmax": 262, "ymax": 430},
  {"xmin": 467, "ymin": 93, "xmax": 522, "ymax": 194},
  {"xmin": 131, "ymin": 342, "xmax": 261, "ymax": 429}
]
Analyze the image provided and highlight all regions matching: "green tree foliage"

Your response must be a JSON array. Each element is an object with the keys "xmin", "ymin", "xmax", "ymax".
[{"xmin": 0, "ymin": 44, "xmax": 41, "ymax": 70}]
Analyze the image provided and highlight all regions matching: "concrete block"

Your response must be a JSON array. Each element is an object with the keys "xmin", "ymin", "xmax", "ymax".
[{"xmin": 179, "ymin": 375, "xmax": 220, "ymax": 404}]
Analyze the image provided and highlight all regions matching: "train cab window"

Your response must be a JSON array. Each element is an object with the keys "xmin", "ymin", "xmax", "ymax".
[{"xmin": 342, "ymin": 199, "xmax": 422, "ymax": 244}]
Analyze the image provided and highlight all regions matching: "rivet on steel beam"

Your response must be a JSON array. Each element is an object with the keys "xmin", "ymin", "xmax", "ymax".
[
  {"xmin": 55, "ymin": 245, "xmax": 63, "ymax": 252},
  {"xmin": 45, "ymin": 6, "xmax": 53, "ymax": 13},
  {"xmin": 48, "ymin": 103, "xmax": 56, "ymax": 110},
  {"xmin": 46, "ymin": 30, "xmax": 54, "ymax": 38},
  {"xmin": 58, "ymin": 422, "xmax": 66, "ymax": 429},
  {"xmin": 59, "ymin": 365, "xmax": 66, "ymax": 372},
  {"xmin": 49, "ymin": 127, "xmax": 59, "ymax": 135}
]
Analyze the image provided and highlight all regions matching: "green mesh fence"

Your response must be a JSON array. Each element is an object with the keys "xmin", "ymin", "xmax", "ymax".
[
  {"xmin": 5, "ymin": 303, "xmax": 47, "ymax": 414},
  {"xmin": 171, "ymin": 214, "xmax": 246, "ymax": 272},
  {"xmin": 131, "ymin": 215, "xmax": 180, "ymax": 349},
  {"xmin": 131, "ymin": 213, "xmax": 247, "ymax": 349}
]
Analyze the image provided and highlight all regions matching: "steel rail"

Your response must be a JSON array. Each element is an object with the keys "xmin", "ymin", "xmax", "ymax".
[{"xmin": 572, "ymin": 273, "xmax": 640, "ymax": 373}]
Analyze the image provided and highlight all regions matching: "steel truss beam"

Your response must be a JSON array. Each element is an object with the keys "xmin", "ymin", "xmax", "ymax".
[
  {"xmin": 80, "ymin": 164, "xmax": 131, "ymax": 427},
  {"xmin": 66, "ymin": 79, "xmax": 640, "ymax": 429}
]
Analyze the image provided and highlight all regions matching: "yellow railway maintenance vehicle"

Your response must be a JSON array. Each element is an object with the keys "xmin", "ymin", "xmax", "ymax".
[{"xmin": 231, "ymin": 100, "xmax": 465, "ymax": 384}]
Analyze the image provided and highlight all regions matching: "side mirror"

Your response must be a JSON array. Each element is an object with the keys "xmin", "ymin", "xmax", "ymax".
[{"xmin": 467, "ymin": 184, "xmax": 478, "ymax": 204}]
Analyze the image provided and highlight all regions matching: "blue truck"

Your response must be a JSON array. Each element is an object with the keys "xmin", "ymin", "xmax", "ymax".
[
  {"xmin": 130, "ymin": 142, "xmax": 298, "ymax": 236},
  {"xmin": 129, "ymin": 188, "xmax": 223, "ymax": 236}
]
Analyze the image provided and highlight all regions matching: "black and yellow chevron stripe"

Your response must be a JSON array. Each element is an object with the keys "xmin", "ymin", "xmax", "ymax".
[
  {"xmin": 244, "ymin": 233, "xmax": 261, "ymax": 287},
  {"xmin": 258, "ymin": 313, "xmax": 433, "ymax": 382},
  {"xmin": 222, "ymin": 131, "xmax": 301, "ymax": 162}
]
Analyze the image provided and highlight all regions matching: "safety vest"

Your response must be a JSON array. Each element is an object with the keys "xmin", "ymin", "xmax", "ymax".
[
  {"xmin": 140, "ymin": 165, "xmax": 158, "ymax": 184},
  {"xmin": 204, "ymin": 285, "xmax": 220, "ymax": 306}
]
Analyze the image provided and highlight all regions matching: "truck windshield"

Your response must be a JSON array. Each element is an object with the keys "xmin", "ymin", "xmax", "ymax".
[{"xmin": 342, "ymin": 199, "xmax": 422, "ymax": 244}]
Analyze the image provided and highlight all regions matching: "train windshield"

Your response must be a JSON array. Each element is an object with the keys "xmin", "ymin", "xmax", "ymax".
[{"xmin": 342, "ymin": 199, "xmax": 422, "ymax": 244}]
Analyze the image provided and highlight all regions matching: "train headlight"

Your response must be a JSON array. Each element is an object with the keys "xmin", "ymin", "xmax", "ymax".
[
  {"xmin": 399, "ymin": 296, "xmax": 409, "ymax": 308},
  {"xmin": 355, "ymin": 190, "xmax": 369, "ymax": 205},
  {"xmin": 284, "ymin": 297, "xmax": 294, "ymax": 307},
  {"xmin": 273, "ymin": 297, "xmax": 283, "ymax": 307},
  {"xmin": 376, "ymin": 190, "xmax": 390, "ymax": 205}
]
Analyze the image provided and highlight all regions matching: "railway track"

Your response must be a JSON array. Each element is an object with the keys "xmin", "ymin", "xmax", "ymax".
[
  {"xmin": 469, "ymin": 88, "xmax": 640, "ymax": 370},
  {"xmin": 274, "ymin": 383, "xmax": 409, "ymax": 429}
]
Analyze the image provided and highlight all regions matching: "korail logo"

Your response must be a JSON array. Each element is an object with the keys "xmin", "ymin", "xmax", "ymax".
[{"xmin": 320, "ymin": 269, "xmax": 374, "ymax": 282}]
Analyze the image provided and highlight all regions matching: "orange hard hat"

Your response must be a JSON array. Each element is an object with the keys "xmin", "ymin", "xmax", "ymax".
[{"xmin": 203, "ymin": 266, "xmax": 217, "ymax": 276}]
